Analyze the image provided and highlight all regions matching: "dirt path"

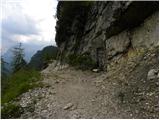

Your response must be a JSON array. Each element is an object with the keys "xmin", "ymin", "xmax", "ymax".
[
  {"xmin": 19, "ymin": 63, "xmax": 129, "ymax": 118},
  {"xmin": 41, "ymin": 66, "xmax": 100, "ymax": 118},
  {"xmin": 41, "ymin": 65, "xmax": 110, "ymax": 119}
]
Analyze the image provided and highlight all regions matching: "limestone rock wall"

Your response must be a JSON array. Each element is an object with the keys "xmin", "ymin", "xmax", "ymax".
[
  {"xmin": 55, "ymin": 1, "xmax": 159, "ymax": 69},
  {"xmin": 106, "ymin": 12, "xmax": 159, "ymax": 59}
]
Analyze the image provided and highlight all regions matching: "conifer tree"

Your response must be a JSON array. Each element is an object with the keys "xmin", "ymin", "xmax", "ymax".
[{"xmin": 11, "ymin": 43, "xmax": 26, "ymax": 72}]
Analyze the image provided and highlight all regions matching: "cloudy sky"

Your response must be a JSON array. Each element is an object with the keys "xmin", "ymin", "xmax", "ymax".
[{"xmin": 1, "ymin": 0, "xmax": 58, "ymax": 59}]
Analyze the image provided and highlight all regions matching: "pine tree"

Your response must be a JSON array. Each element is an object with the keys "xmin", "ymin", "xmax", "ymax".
[{"xmin": 11, "ymin": 43, "xmax": 26, "ymax": 72}]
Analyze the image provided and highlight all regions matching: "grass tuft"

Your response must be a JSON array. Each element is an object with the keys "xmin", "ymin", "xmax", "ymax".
[
  {"xmin": 1, "ymin": 103, "xmax": 23, "ymax": 119},
  {"xmin": 2, "ymin": 69, "xmax": 40, "ymax": 104}
]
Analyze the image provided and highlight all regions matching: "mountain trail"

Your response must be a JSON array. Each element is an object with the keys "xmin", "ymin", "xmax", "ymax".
[
  {"xmin": 18, "ymin": 63, "xmax": 128, "ymax": 118},
  {"xmin": 18, "ymin": 48, "xmax": 158, "ymax": 119}
]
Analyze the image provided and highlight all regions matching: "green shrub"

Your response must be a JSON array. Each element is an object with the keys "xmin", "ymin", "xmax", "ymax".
[
  {"xmin": 1, "ymin": 103, "xmax": 23, "ymax": 119},
  {"xmin": 67, "ymin": 53, "xmax": 96, "ymax": 70},
  {"xmin": 67, "ymin": 54, "xmax": 78, "ymax": 66},
  {"xmin": 1, "ymin": 69, "xmax": 40, "ymax": 104}
]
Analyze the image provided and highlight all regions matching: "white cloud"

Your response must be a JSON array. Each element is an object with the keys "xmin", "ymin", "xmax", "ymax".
[{"xmin": 1, "ymin": 0, "xmax": 58, "ymax": 54}]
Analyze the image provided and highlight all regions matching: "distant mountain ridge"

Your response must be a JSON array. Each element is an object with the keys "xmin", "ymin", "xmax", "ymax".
[
  {"xmin": 2, "ymin": 45, "xmax": 58, "ymax": 72},
  {"xmin": 28, "ymin": 45, "xmax": 58, "ymax": 70}
]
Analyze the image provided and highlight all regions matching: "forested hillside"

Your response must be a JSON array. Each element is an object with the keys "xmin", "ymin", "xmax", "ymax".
[{"xmin": 28, "ymin": 46, "xmax": 58, "ymax": 70}]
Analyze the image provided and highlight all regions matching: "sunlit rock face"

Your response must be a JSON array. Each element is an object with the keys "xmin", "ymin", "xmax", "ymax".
[{"xmin": 55, "ymin": 1, "xmax": 158, "ymax": 70}]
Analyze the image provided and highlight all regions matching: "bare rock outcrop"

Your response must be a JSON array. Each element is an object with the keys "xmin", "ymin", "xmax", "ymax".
[{"xmin": 55, "ymin": 1, "xmax": 158, "ymax": 70}]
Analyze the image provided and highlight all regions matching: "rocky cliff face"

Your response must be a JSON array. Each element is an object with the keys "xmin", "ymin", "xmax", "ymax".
[{"xmin": 55, "ymin": 1, "xmax": 158, "ymax": 70}]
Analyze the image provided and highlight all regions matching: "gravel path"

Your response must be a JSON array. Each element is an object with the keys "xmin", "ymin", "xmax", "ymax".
[{"xmin": 19, "ymin": 64, "xmax": 129, "ymax": 119}]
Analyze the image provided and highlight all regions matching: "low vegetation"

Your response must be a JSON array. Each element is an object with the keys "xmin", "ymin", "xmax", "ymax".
[
  {"xmin": 2, "ymin": 69, "xmax": 40, "ymax": 104},
  {"xmin": 1, "ymin": 103, "xmax": 23, "ymax": 119},
  {"xmin": 67, "ymin": 53, "xmax": 96, "ymax": 70},
  {"xmin": 1, "ymin": 43, "xmax": 44, "ymax": 118},
  {"xmin": 1, "ymin": 68, "xmax": 41, "ymax": 118}
]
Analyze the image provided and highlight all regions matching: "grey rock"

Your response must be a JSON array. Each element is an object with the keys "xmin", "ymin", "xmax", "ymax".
[
  {"xmin": 92, "ymin": 69, "xmax": 100, "ymax": 72},
  {"xmin": 63, "ymin": 103, "xmax": 73, "ymax": 110},
  {"xmin": 147, "ymin": 69, "xmax": 158, "ymax": 80},
  {"xmin": 131, "ymin": 12, "xmax": 159, "ymax": 49},
  {"xmin": 106, "ymin": 31, "xmax": 130, "ymax": 58}
]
